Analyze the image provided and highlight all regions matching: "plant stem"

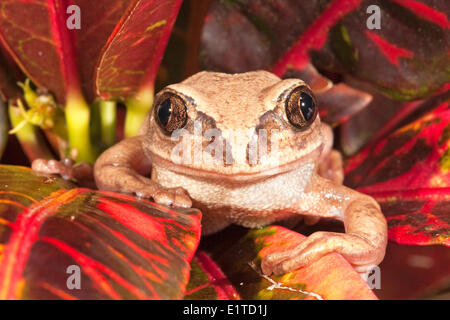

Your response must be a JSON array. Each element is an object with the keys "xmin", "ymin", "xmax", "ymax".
[
  {"xmin": 65, "ymin": 94, "xmax": 96, "ymax": 163},
  {"xmin": 8, "ymin": 103, "xmax": 53, "ymax": 161},
  {"xmin": 125, "ymin": 88, "xmax": 153, "ymax": 138},
  {"xmin": 99, "ymin": 100, "xmax": 116, "ymax": 147},
  {"xmin": 50, "ymin": 108, "xmax": 68, "ymax": 141}
]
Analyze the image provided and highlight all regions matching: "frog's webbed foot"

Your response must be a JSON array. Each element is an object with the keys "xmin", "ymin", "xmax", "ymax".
[
  {"xmin": 262, "ymin": 182, "xmax": 387, "ymax": 275},
  {"xmin": 32, "ymin": 158, "xmax": 94, "ymax": 187}
]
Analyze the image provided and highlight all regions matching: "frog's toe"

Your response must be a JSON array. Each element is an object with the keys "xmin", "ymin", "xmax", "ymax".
[
  {"xmin": 153, "ymin": 187, "xmax": 192, "ymax": 208},
  {"xmin": 261, "ymin": 232, "xmax": 339, "ymax": 275},
  {"xmin": 32, "ymin": 158, "xmax": 74, "ymax": 180},
  {"xmin": 261, "ymin": 249, "xmax": 295, "ymax": 275},
  {"xmin": 172, "ymin": 187, "xmax": 193, "ymax": 208},
  {"xmin": 264, "ymin": 230, "xmax": 385, "ymax": 275}
]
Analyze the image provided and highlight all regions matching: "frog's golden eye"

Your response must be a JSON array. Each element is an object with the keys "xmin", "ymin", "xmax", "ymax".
[
  {"xmin": 154, "ymin": 92, "xmax": 187, "ymax": 135},
  {"xmin": 285, "ymin": 86, "xmax": 317, "ymax": 129}
]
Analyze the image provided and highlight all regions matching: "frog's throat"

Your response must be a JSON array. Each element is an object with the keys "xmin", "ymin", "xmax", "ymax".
[{"xmin": 148, "ymin": 146, "xmax": 322, "ymax": 183}]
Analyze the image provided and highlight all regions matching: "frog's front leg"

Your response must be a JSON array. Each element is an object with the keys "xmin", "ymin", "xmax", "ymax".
[
  {"xmin": 261, "ymin": 173, "xmax": 387, "ymax": 275},
  {"xmin": 94, "ymin": 136, "xmax": 192, "ymax": 208}
]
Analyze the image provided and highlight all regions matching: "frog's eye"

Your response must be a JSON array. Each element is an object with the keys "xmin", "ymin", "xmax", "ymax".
[
  {"xmin": 285, "ymin": 86, "xmax": 317, "ymax": 129},
  {"xmin": 154, "ymin": 93, "xmax": 188, "ymax": 135}
]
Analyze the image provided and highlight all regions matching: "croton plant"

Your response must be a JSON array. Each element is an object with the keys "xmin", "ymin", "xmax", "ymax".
[{"xmin": 0, "ymin": 0, "xmax": 448, "ymax": 300}]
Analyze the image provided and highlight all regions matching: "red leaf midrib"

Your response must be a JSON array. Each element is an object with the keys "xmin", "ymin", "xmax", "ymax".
[
  {"xmin": 391, "ymin": 0, "xmax": 450, "ymax": 29},
  {"xmin": 271, "ymin": 0, "xmax": 362, "ymax": 75},
  {"xmin": 46, "ymin": 0, "xmax": 82, "ymax": 101},
  {"xmin": 186, "ymin": 251, "xmax": 241, "ymax": 300},
  {"xmin": 0, "ymin": 188, "xmax": 80, "ymax": 300},
  {"xmin": 365, "ymin": 30, "xmax": 414, "ymax": 66}
]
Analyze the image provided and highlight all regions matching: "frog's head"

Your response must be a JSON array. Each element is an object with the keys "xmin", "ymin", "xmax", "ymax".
[{"xmin": 143, "ymin": 71, "xmax": 324, "ymax": 182}]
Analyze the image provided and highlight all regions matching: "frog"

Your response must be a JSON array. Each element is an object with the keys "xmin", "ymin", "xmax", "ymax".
[{"xmin": 34, "ymin": 71, "xmax": 387, "ymax": 276}]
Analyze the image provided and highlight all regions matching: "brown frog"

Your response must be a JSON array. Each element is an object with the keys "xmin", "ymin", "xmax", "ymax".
[{"xmin": 35, "ymin": 71, "xmax": 387, "ymax": 275}]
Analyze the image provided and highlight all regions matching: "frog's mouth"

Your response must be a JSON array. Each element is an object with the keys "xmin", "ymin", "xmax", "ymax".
[{"xmin": 147, "ymin": 144, "xmax": 322, "ymax": 183}]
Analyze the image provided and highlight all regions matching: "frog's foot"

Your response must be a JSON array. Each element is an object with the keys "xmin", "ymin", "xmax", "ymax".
[
  {"xmin": 117, "ymin": 175, "xmax": 192, "ymax": 208},
  {"xmin": 94, "ymin": 158, "xmax": 192, "ymax": 208},
  {"xmin": 32, "ymin": 158, "xmax": 94, "ymax": 186},
  {"xmin": 317, "ymin": 149, "xmax": 344, "ymax": 184},
  {"xmin": 268, "ymin": 177, "xmax": 388, "ymax": 275},
  {"xmin": 33, "ymin": 158, "xmax": 75, "ymax": 180},
  {"xmin": 261, "ymin": 228, "xmax": 386, "ymax": 275}
]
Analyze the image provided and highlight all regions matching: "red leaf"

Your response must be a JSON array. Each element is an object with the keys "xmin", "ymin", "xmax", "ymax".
[
  {"xmin": 0, "ymin": 0, "xmax": 136, "ymax": 103},
  {"xmin": 0, "ymin": 165, "xmax": 201, "ymax": 299},
  {"xmin": 345, "ymin": 102, "xmax": 450, "ymax": 246},
  {"xmin": 200, "ymin": 226, "xmax": 377, "ymax": 300},
  {"xmin": 73, "ymin": 0, "xmax": 131, "ymax": 102},
  {"xmin": 340, "ymin": 90, "xmax": 450, "ymax": 155},
  {"xmin": 201, "ymin": 0, "xmax": 449, "ymax": 100},
  {"xmin": 387, "ymin": 211, "xmax": 449, "ymax": 246},
  {"xmin": 95, "ymin": 0, "xmax": 183, "ymax": 101},
  {"xmin": 0, "ymin": 0, "xmax": 82, "ymax": 104},
  {"xmin": 272, "ymin": 0, "xmax": 362, "ymax": 75},
  {"xmin": 364, "ymin": 31, "xmax": 414, "ymax": 67},
  {"xmin": 0, "ymin": 54, "xmax": 20, "ymax": 101},
  {"xmin": 313, "ymin": 0, "xmax": 450, "ymax": 100},
  {"xmin": 391, "ymin": 0, "xmax": 450, "ymax": 28}
]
